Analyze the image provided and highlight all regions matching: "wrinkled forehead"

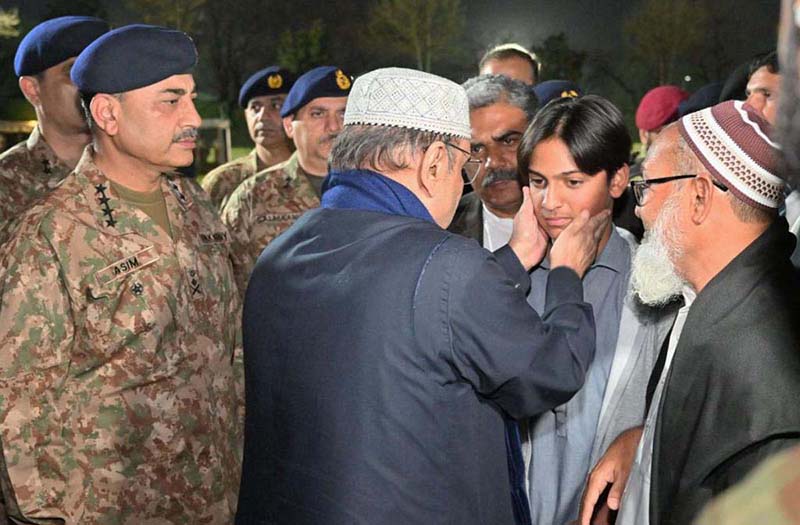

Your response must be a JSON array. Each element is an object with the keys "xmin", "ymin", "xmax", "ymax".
[
  {"xmin": 642, "ymin": 125, "xmax": 680, "ymax": 176},
  {"xmin": 124, "ymin": 73, "xmax": 196, "ymax": 100}
]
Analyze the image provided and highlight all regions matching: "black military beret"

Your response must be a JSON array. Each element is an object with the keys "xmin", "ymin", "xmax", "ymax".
[
  {"xmin": 238, "ymin": 66, "xmax": 296, "ymax": 108},
  {"xmin": 280, "ymin": 66, "xmax": 352, "ymax": 118},
  {"xmin": 71, "ymin": 24, "xmax": 198, "ymax": 94},
  {"xmin": 14, "ymin": 16, "xmax": 110, "ymax": 76},
  {"xmin": 679, "ymin": 82, "xmax": 724, "ymax": 117}
]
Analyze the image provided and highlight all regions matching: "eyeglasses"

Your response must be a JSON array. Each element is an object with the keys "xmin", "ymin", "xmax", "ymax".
[
  {"xmin": 630, "ymin": 174, "xmax": 728, "ymax": 206},
  {"xmin": 445, "ymin": 142, "xmax": 484, "ymax": 185}
]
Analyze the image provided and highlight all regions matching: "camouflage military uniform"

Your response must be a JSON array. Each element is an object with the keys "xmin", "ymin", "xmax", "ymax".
[
  {"xmin": 201, "ymin": 149, "xmax": 265, "ymax": 211},
  {"xmin": 694, "ymin": 445, "xmax": 800, "ymax": 525},
  {"xmin": 0, "ymin": 147, "xmax": 243, "ymax": 524},
  {"xmin": 221, "ymin": 152, "xmax": 320, "ymax": 295},
  {"xmin": 0, "ymin": 126, "xmax": 72, "ymax": 245}
]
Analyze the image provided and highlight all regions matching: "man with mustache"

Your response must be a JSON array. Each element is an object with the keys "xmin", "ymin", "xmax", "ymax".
[
  {"xmin": 579, "ymin": 101, "xmax": 800, "ymax": 525},
  {"xmin": 0, "ymin": 16, "xmax": 109, "ymax": 244},
  {"xmin": 448, "ymin": 74, "xmax": 535, "ymax": 250},
  {"xmin": 0, "ymin": 25, "xmax": 243, "ymax": 524},
  {"xmin": 202, "ymin": 66, "xmax": 296, "ymax": 210},
  {"xmin": 222, "ymin": 65, "xmax": 351, "ymax": 294}
]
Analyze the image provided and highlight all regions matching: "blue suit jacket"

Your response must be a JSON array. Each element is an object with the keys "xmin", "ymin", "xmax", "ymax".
[{"xmin": 236, "ymin": 208, "xmax": 597, "ymax": 524}]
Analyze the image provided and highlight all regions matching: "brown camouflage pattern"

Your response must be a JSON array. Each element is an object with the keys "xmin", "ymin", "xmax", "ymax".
[
  {"xmin": 221, "ymin": 152, "xmax": 320, "ymax": 295},
  {"xmin": 0, "ymin": 146, "xmax": 243, "ymax": 524},
  {"xmin": 0, "ymin": 126, "xmax": 72, "ymax": 245},
  {"xmin": 694, "ymin": 445, "xmax": 800, "ymax": 525},
  {"xmin": 200, "ymin": 149, "xmax": 264, "ymax": 212}
]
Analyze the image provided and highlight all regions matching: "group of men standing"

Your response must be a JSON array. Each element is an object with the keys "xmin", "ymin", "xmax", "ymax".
[{"xmin": 0, "ymin": 13, "xmax": 798, "ymax": 525}]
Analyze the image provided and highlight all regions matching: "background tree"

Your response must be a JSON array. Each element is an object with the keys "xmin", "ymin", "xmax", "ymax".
[
  {"xmin": 44, "ymin": 0, "xmax": 108, "ymax": 19},
  {"xmin": 125, "ymin": 0, "xmax": 204, "ymax": 32},
  {"xmin": 366, "ymin": 0, "xmax": 465, "ymax": 72},
  {"xmin": 0, "ymin": 7, "xmax": 21, "ymax": 111},
  {"xmin": 0, "ymin": 7, "xmax": 20, "ymax": 37},
  {"xmin": 277, "ymin": 20, "xmax": 330, "ymax": 73},
  {"xmin": 194, "ymin": 0, "xmax": 276, "ymax": 118},
  {"xmin": 533, "ymin": 32, "xmax": 586, "ymax": 82},
  {"xmin": 624, "ymin": 0, "xmax": 708, "ymax": 85}
]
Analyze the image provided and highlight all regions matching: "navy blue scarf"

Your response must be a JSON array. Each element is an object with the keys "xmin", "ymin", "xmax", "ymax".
[{"xmin": 321, "ymin": 169, "xmax": 435, "ymax": 224}]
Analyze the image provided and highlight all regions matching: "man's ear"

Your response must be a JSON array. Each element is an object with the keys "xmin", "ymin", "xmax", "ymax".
[
  {"xmin": 18, "ymin": 76, "xmax": 41, "ymax": 106},
  {"xmin": 418, "ymin": 141, "xmax": 449, "ymax": 198},
  {"xmin": 638, "ymin": 129, "xmax": 650, "ymax": 149},
  {"xmin": 282, "ymin": 116, "xmax": 295, "ymax": 139},
  {"xmin": 689, "ymin": 173, "xmax": 716, "ymax": 225},
  {"xmin": 609, "ymin": 164, "xmax": 630, "ymax": 199},
  {"xmin": 90, "ymin": 94, "xmax": 122, "ymax": 136}
]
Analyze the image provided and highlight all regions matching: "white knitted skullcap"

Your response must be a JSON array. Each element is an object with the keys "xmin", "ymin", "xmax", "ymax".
[{"xmin": 344, "ymin": 67, "xmax": 470, "ymax": 139}]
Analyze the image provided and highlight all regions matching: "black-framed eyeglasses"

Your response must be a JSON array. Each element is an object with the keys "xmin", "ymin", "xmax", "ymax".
[
  {"xmin": 445, "ymin": 142, "xmax": 484, "ymax": 185},
  {"xmin": 630, "ymin": 174, "xmax": 728, "ymax": 206}
]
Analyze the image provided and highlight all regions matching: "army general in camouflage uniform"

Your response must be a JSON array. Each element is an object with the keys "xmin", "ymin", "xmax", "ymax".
[
  {"xmin": 0, "ymin": 25, "xmax": 242, "ymax": 524},
  {"xmin": 0, "ymin": 16, "xmax": 109, "ymax": 244},
  {"xmin": 201, "ymin": 66, "xmax": 296, "ymax": 211},
  {"xmin": 222, "ymin": 65, "xmax": 352, "ymax": 294}
]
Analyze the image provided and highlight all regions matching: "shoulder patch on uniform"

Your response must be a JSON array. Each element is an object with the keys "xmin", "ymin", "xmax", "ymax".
[{"xmin": 96, "ymin": 246, "xmax": 160, "ymax": 287}]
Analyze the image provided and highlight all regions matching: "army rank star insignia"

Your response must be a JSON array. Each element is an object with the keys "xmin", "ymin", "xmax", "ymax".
[{"xmin": 95, "ymin": 183, "xmax": 117, "ymax": 228}]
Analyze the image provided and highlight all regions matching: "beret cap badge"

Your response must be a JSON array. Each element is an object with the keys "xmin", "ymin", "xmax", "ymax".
[
  {"xmin": 267, "ymin": 74, "xmax": 283, "ymax": 89},
  {"xmin": 336, "ymin": 70, "xmax": 351, "ymax": 90}
]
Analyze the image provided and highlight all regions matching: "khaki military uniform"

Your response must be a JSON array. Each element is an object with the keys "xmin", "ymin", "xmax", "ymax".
[
  {"xmin": 0, "ymin": 147, "xmax": 243, "ymax": 524},
  {"xmin": 221, "ymin": 152, "xmax": 320, "ymax": 295},
  {"xmin": 0, "ymin": 126, "xmax": 72, "ymax": 245},
  {"xmin": 694, "ymin": 445, "xmax": 800, "ymax": 525},
  {"xmin": 201, "ymin": 149, "xmax": 265, "ymax": 211}
]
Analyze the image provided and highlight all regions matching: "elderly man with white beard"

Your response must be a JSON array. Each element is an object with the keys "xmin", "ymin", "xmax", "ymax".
[{"xmin": 579, "ymin": 100, "xmax": 800, "ymax": 525}]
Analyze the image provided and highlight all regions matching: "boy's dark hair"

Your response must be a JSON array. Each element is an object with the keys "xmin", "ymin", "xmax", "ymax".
[{"xmin": 517, "ymin": 95, "xmax": 631, "ymax": 183}]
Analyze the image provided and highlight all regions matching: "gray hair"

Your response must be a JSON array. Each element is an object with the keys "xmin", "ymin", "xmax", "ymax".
[
  {"xmin": 329, "ymin": 124, "xmax": 457, "ymax": 173},
  {"xmin": 461, "ymin": 74, "xmax": 538, "ymax": 121}
]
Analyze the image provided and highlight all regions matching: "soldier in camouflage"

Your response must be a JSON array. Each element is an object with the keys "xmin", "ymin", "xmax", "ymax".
[
  {"xmin": 0, "ymin": 16, "xmax": 109, "ymax": 244},
  {"xmin": 693, "ymin": 444, "xmax": 800, "ymax": 524},
  {"xmin": 0, "ymin": 25, "xmax": 242, "ymax": 524},
  {"xmin": 222, "ymin": 65, "xmax": 352, "ymax": 295},
  {"xmin": 201, "ymin": 66, "xmax": 296, "ymax": 211}
]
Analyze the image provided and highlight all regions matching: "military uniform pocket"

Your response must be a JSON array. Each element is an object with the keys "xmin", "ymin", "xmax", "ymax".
[{"xmin": 74, "ymin": 248, "xmax": 165, "ymax": 377}]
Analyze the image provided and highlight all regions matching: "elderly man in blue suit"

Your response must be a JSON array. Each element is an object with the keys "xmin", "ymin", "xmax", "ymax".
[{"xmin": 237, "ymin": 67, "xmax": 612, "ymax": 525}]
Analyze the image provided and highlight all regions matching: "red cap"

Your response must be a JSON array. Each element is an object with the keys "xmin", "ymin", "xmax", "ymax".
[{"xmin": 635, "ymin": 85, "xmax": 690, "ymax": 131}]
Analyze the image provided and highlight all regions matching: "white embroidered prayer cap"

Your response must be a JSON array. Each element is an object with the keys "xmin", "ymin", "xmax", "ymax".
[
  {"xmin": 344, "ymin": 67, "xmax": 471, "ymax": 139},
  {"xmin": 679, "ymin": 100, "xmax": 784, "ymax": 209}
]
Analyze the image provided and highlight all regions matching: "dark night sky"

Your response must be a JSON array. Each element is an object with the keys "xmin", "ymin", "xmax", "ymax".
[
  {"xmin": 6, "ymin": 0, "xmax": 780, "ymax": 60},
  {"xmin": 2, "ymin": 0, "xmax": 782, "ymax": 107},
  {"xmin": 466, "ymin": 0, "xmax": 779, "ymax": 64}
]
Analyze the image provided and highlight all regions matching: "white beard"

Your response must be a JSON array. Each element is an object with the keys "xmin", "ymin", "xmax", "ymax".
[{"xmin": 630, "ymin": 193, "xmax": 688, "ymax": 306}]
